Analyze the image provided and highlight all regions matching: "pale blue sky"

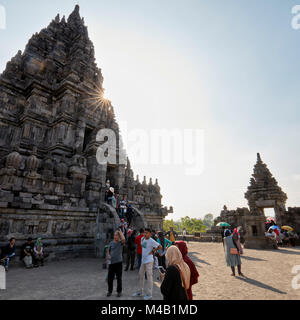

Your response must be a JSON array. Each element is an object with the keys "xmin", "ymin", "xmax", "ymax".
[{"xmin": 1, "ymin": 0, "xmax": 300, "ymax": 220}]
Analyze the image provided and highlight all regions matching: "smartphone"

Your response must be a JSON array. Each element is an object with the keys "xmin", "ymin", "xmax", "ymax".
[{"xmin": 158, "ymin": 266, "xmax": 166, "ymax": 274}]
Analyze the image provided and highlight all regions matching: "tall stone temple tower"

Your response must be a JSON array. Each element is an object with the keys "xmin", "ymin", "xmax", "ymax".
[{"xmin": 0, "ymin": 6, "xmax": 172, "ymax": 258}]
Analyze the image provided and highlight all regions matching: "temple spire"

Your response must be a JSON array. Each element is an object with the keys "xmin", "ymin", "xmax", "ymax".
[
  {"xmin": 67, "ymin": 5, "xmax": 82, "ymax": 25},
  {"xmin": 257, "ymin": 153, "xmax": 262, "ymax": 163}
]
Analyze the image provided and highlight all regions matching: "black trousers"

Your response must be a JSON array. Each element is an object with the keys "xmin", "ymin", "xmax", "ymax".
[
  {"xmin": 108, "ymin": 262, "xmax": 122, "ymax": 293},
  {"xmin": 158, "ymin": 255, "xmax": 166, "ymax": 269},
  {"xmin": 126, "ymin": 250, "xmax": 136, "ymax": 269}
]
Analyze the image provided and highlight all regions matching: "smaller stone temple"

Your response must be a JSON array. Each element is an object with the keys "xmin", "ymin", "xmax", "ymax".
[{"xmin": 211, "ymin": 153, "xmax": 300, "ymax": 249}]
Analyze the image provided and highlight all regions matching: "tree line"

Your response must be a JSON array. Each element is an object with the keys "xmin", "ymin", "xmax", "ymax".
[{"xmin": 163, "ymin": 214, "xmax": 214, "ymax": 234}]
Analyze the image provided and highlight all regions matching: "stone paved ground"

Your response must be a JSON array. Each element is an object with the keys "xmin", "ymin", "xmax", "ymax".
[{"xmin": 1, "ymin": 242, "xmax": 300, "ymax": 300}]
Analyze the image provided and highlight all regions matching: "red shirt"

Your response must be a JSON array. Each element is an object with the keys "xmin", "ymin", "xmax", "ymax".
[{"xmin": 135, "ymin": 234, "xmax": 144, "ymax": 254}]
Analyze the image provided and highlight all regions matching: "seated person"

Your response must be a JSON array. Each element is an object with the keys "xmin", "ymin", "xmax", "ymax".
[
  {"xmin": 34, "ymin": 238, "xmax": 44, "ymax": 267},
  {"xmin": 20, "ymin": 237, "xmax": 34, "ymax": 268},
  {"xmin": 282, "ymin": 231, "xmax": 290, "ymax": 246},
  {"xmin": 0, "ymin": 238, "xmax": 16, "ymax": 271}
]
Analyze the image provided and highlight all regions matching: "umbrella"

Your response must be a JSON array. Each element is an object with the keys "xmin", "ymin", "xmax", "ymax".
[
  {"xmin": 266, "ymin": 217, "xmax": 276, "ymax": 222},
  {"xmin": 216, "ymin": 222, "xmax": 231, "ymax": 227},
  {"xmin": 281, "ymin": 226, "xmax": 294, "ymax": 231},
  {"xmin": 270, "ymin": 225, "xmax": 280, "ymax": 231}
]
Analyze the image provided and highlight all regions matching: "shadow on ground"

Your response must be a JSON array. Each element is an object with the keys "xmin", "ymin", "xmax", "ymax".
[
  {"xmin": 236, "ymin": 276, "xmax": 287, "ymax": 295},
  {"xmin": 241, "ymin": 256, "xmax": 266, "ymax": 262},
  {"xmin": 189, "ymin": 252, "xmax": 211, "ymax": 266}
]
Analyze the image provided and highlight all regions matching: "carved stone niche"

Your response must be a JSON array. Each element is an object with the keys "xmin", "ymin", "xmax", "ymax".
[
  {"xmin": 55, "ymin": 155, "xmax": 68, "ymax": 179},
  {"xmin": 0, "ymin": 219, "xmax": 10, "ymax": 235},
  {"xmin": 25, "ymin": 220, "xmax": 39, "ymax": 234},
  {"xmin": 10, "ymin": 220, "xmax": 26, "ymax": 234},
  {"xmin": 38, "ymin": 221, "xmax": 48, "ymax": 233},
  {"xmin": 0, "ymin": 148, "xmax": 22, "ymax": 188},
  {"xmin": 42, "ymin": 153, "xmax": 54, "ymax": 180}
]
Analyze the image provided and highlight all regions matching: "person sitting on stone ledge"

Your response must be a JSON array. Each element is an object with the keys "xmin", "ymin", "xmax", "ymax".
[
  {"xmin": 20, "ymin": 237, "xmax": 34, "ymax": 268},
  {"xmin": 265, "ymin": 229, "xmax": 278, "ymax": 249},
  {"xmin": 0, "ymin": 238, "xmax": 16, "ymax": 272},
  {"xmin": 33, "ymin": 238, "xmax": 44, "ymax": 267}
]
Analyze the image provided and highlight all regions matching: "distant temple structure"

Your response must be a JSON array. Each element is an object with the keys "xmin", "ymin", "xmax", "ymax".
[
  {"xmin": 0, "ymin": 6, "xmax": 172, "ymax": 258},
  {"xmin": 211, "ymin": 153, "xmax": 300, "ymax": 248}
]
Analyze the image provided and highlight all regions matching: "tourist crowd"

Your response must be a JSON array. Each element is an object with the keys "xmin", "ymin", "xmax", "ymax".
[
  {"xmin": 104, "ymin": 225, "xmax": 199, "ymax": 300},
  {"xmin": 0, "ymin": 237, "xmax": 47, "ymax": 271},
  {"xmin": 264, "ymin": 220, "xmax": 298, "ymax": 249},
  {"xmin": 104, "ymin": 180, "xmax": 135, "ymax": 227}
]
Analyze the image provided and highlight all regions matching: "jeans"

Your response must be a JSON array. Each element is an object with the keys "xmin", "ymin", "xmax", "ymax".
[
  {"xmin": 23, "ymin": 255, "xmax": 32, "ymax": 268},
  {"xmin": 139, "ymin": 262, "xmax": 153, "ymax": 296},
  {"xmin": 137, "ymin": 254, "xmax": 142, "ymax": 270},
  {"xmin": 3, "ymin": 253, "xmax": 15, "ymax": 269},
  {"xmin": 108, "ymin": 262, "xmax": 122, "ymax": 293}
]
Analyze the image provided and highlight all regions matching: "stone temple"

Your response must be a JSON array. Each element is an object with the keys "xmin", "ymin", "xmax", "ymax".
[
  {"xmin": 211, "ymin": 153, "xmax": 300, "ymax": 248},
  {"xmin": 0, "ymin": 6, "xmax": 172, "ymax": 258}
]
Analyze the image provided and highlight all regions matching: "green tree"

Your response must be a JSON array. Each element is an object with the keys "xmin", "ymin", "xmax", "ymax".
[
  {"xmin": 163, "ymin": 219, "xmax": 179, "ymax": 232},
  {"xmin": 179, "ymin": 216, "xmax": 206, "ymax": 233},
  {"xmin": 203, "ymin": 213, "xmax": 214, "ymax": 228}
]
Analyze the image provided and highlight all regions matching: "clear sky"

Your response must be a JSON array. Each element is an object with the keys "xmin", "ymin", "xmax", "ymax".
[{"xmin": 1, "ymin": 0, "xmax": 300, "ymax": 220}]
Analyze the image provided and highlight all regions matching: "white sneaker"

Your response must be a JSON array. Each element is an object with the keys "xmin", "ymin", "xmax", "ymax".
[
  {"xmin": 144, "ymin": 294, "xmax": 152, "ymax": 300},
  {"xmin": 132, "ymin": 291, "xmax": 142, "ymax": 297}
]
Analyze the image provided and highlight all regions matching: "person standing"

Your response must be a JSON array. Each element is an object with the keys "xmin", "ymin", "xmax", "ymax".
[
  {"xmin": 232, "ymin": 227, "xmax": 243, "ymax": 255},
  {"xmin": 119, "ymin": 219, "xmax": 127, "ymax": 240},
  {"xmin": 135, "ymin": 228, "xmax": 144, "ymax": 270},
  {"xmin": 105, "ymin": 180, "xmax": 110, "ymax": 203},
  {"xmin": 107, "ymin": 229, "xmax": 125, "ymax": 297},
  {"xmin": 20, "ymin": 237, "xmax": 34, "ymax": 268},
  {"xmin": 182, "ymin": 228, "xmax": 187, "ymax": 242},
  {"xmin": 125, "ymin": 230, "xmax": 136, "ymax": 271},
  {"xmin": 175, "ymin": 241, "xmax": 199, "ymax": 300},
  {"xmin": 157, "ymin": 231, "xmax": 172, "ymax": 269},
  {"xmin": 166, "ymin": 227, "xmax": 177, "ymax": 244},
  {"xmin": 126, "ymin": 204, "xmax": 134, "ymax": 227},
  {"xmin": 132, "ymin": 228, "xmax": 162, "ymax": 300},
  {"xmin": 160, "ymin": 245, "xmax": 191, "ymax": 301},
  {"xmin": 151, "ymin": 230, "xmax": 158, "ymax": 241},
  {"xmin": 223, "ymin": 230, "xmax": 244, "ymax": 277},
  {"xmin": 1, "ymin": 238, "xmax": 16, "ymax": 272}
]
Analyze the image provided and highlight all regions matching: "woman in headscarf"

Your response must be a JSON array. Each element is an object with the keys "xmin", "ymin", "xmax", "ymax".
[
  {"xmin": 34, "ymin": 238, "xmax": 44, "ymax": 267},
  {"xmin": 232, "ymin": 226, "xmax": 243, "ymax": 254},
  {"xmin": 160, "ymin": 245, "xmax": 191, "ymax": 300},
  {"xmin": 175, "ymin": 241, "xmax": 199, "ymax": 300},
  {"xmin": 223, "ymin": 230, "xmax": 244, "ymax": 277}
]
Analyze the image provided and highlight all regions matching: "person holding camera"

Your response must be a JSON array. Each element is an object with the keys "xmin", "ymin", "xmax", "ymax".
[{"xmin": 106, "ymin": 228, "xmax": 125, "ymax": 297}]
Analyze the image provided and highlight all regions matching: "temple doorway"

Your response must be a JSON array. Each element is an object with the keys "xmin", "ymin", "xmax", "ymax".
[
  {"xmin": 106, "ymin": 164, "xmax": 118, "ymax": 190},
  {"xmin": 264, "ymin": 208, "xmax": 276, "ymax": 219}
]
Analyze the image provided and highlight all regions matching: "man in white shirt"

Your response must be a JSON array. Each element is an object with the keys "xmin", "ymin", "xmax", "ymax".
[{"xmin": 132, "ymin": 228, "xmax": 162, "ymax": 300}]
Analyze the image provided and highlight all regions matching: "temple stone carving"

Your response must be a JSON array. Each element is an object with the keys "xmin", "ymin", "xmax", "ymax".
[{"xmin": 0, "ymin": 6, "xmax": 172, "ymax": 258}]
